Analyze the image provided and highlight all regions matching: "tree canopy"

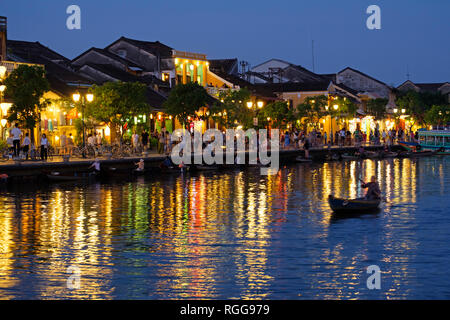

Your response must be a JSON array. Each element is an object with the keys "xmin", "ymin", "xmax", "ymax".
[
  {"xmin": 261, "ymin": 101, "xmax": 294, "ymax": 129},
  {"xmin": 210, "ymin": 88, "xmax": 254, "ymax": 129},
  {"xmin": 396, "ymin": 90, "xmax": 448, "ymax": 127},
  {"xmin": 424, "ymin": 105, "xmax": 450, "ymax": 127},
  {"xmin": 366, "ymin": 98, "xmax": 388, "ymax": 120},
  {"xmin": 296, "ymin": 95, "xmax": 328, "ymax": 130},
  {"xmin": 163, "ymin": 82, "xmax": 210, "ymax": 126},
  {"xmin": 4, "ymin": 65, "xmax": 50, "ymax": 136},
  {"xmin": 86, "ymin": 81, "xmax": 150, "ymax": 139}
]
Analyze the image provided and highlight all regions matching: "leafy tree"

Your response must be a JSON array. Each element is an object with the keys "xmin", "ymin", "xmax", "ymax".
[
  {"xmin": 366, "ymin": 98, "xmax": 388, "ymax": 120},
  {"xmin": 424, "ymin": 105, "xmax": 450, "ymax": 127},
  {"xmin": 4, "ymin": 65, "xmax": 50, "ymax": 141},
  {"xmin": 396, "ymin": 91, "xmax": 447, "ymax": 127},
  {"xmin": 86, "ymin": 81, "xmax": 150, "ymax": 143},
  {"xmin": 210, "ymin": 88, "xmax": 254, "ymax": 129},
  {"xmin": 296, "ymin": 95, "xmax": 328, "ymax": 130},
  {"xmin": 163, "ymin": 82, "xmax": 209, "ymax": 127},
  {"xmin": 331, "ymin": 96, "xmax": 358, "ymax": 119},
  {"xmin": 261, "ymin": 101, "xmax": 294, "ymax": 129}
]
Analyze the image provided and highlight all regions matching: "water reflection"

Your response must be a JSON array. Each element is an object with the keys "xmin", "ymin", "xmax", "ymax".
[{"xmin": 0, "ymin": 157, "xmax": 449, "ymax": 299}]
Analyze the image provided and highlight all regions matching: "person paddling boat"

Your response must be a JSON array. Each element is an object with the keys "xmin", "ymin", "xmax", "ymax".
[{"xmin": 360, "ymin": 176, "xmax": 381, "ymax": 200}]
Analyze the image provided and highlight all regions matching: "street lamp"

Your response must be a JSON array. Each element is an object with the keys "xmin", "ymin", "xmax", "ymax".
[
  {"xmin": 247, "ymin": 100, "xmax": 264, "ymax": 127},
  {"xmin": 72, "ymin": 92, "xmax": 94, "ymax": 157}
]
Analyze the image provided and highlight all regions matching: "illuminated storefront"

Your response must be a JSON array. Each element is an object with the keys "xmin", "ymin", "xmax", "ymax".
[{"xmin": 173, "ymin": 50, "xmax": 209, "ymax": 86}]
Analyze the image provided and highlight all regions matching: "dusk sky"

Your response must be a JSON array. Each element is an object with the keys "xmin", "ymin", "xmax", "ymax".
[{"xmin": 1, "ymin": 0, "xmax": 449, "ymax": 86}]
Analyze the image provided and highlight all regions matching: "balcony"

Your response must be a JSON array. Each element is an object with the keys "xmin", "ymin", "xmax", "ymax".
[{"xmin": 0, "ymin": 60, "xmax": 44, "ymax": 73}]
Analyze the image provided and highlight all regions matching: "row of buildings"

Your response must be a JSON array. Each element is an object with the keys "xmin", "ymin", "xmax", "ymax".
[{"xmin": 1, "ymin": 16, "xmax": 449, "ymax": 146}]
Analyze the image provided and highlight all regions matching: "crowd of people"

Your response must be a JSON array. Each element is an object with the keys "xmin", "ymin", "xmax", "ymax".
[
  {"xmin": 279, "ymin": 127, "xmax": 418, "ymax": 150},
  {"xmin": 2, "ymin": 122, "xmax": 421, "ymax": 162}
]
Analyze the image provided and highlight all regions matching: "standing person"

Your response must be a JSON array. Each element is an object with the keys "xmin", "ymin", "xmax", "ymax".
[
  {"xmin": 60, "ymin": 131, "xmax": 67, "ymax": 155},
  {"xmin": 165, "ymin": 130, "xmax": 172, "ymax": 154},
  {"xmin": 67, "ymin": 133, "xmax": 75, "ymax": 155},
  {"xmin": 323, "ymin": 132, "xmax": 328, "ymax": 148},
  {"xmin": 87, "ymin": 134, "xmax": 95, "ymax": 147},
  {"xmin": 40, "ymin": 133, "xmax": 49, "ymax": 161},
  {"xmin": 158, "ymin": 131, "xmax": 165, "ymax": 154},
  {"xmin": 303, "ymin": 137, "xmax": 311, "ymax": 159},
  {"xmin": 22, "ymin": 133, "xmax": 31, "ymax": 160},
  {"xmin": 284, "ymin": 131, "xmax": 290, "ymax": 149},
  {"xmin": 141, "ymin": 130, "xmax": 149, "ymax": 151},
  {"xmin": 6, "ymin": 134, "xmax": 14, "ymax": 156},
  {"xmin": 10, "ymin": 123, "xmax": 22, "ymax": 158},
  {"xmin": 132, "ymin": 132, "xmax": 139, "ymax": 153},
  {"xmin": 96, "ymin": 132, "xmax": 102, "ymax": 146}
]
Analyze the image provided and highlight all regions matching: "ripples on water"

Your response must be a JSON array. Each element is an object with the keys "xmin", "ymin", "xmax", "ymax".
[{"xmin": 1, "ymin": 157, "xmax": 450, "ymax": 299}]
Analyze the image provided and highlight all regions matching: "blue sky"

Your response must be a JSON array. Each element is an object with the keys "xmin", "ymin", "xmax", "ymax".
[{"xmin": 1, "ymin": 0, "xmax": 449, "ymax": 86}]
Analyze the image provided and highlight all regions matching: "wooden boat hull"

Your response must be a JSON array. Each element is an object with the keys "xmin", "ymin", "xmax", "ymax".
[
  {"xmin": 160, "ymin": 166, "xmax": 189, "ymax": 174},
  {"xmin": 341, "ymin": 155, "xmax": 359, "ymax": 160},
  {"xmin": 328, "ymin": 195, "xmax": 381, "ymax": 213},
  {"xmin": 295, "ymin": 156, "xmax": 312, "ymax": 163},
  {"xmin": 398, "ymin": 150, "xmax": 435, "ymax": 158},
  {"xmin": 46, "ymin": 173, "xmax": 90, "ymax": 182},
  {"xmin": 196, "ymin": 165, "xmax": 220, "ymax": 171}
]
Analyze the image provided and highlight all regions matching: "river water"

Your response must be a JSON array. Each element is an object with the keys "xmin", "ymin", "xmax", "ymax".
[{"xmin": 0, "ymin": 157, "xmax": 450, "ymax": 299}]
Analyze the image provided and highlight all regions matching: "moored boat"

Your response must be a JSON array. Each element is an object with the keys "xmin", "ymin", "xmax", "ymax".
[
  {"xmin": 295, "ymin": 156, "xmax": 313, "ymax": 163},
  {"xmin": 328, "ymin": 194, "xmax": 381, "ymax": 213},
  {"xmin": 46, "ymin": 171, "xmax": 90, "ymax": 182}
]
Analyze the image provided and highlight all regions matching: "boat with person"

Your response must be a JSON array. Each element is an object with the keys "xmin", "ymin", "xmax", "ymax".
[{"xmin": 328, "ymin": 195, "xmax": 381, "ymax": 213}]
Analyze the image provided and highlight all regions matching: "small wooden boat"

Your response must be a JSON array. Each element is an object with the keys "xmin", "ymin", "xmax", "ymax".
[
  {"xmin": 196, "ymin": 164, "xmax": 220, "ymax": 171},
  {"xmin": 398, "ymin": 150, "xmax": 435, "ymax": 158},
  {"xmin": 341, "ymin": 154, "xmax": 359, "ymax": 160},
  {"xmin": 328, "ymin": 195, "xmax": 381, "ymax": 213},
  {"xmin": 325, "ymin": 153, "xmax": 341, "ymax": 161},
  {"xmin": 295, "ymin": 156, "xmax": 312, "ymax": 163},
  {"xmin": 104, "ymin": 167, "xmax": 133, "ymax": 177},
  {"xmin": 381, "ymin": 151, "xmax": 398, "ymax": 158},
  {"xmin": 160, "ymin": 166, "xmax": 189, "ymax": 174},
  {"xmin": 363, "ymin": 151, "xmax": 379, "ymax": 159},
  {"xmin": 46, "ymin": 171, "xmax": 90, "ymax": 182}
]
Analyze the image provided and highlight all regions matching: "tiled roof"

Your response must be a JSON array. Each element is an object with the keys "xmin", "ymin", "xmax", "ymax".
[
  {"xmin": 82, "ymin": 63, "xmax": 166, "ymax": 87},
  {"xmin": 415, "ymin": 83, "xmax": 447, "ymax": 92},
  {"xmin": 106, "ymin": 37, "xmax": 173, "ymax": 58},
  {"xmin": 7, "ymin": 40, "xmax": 70, "ymax": 62},
  {"xmin": 397, "ymin": 80, "xmax": 449, "ymax": 92},
  {"xmin": 209, "ymin": 58, "xmax": 238, "ymax": 74},
  {"xmin": 338, "ymin": 67, "xmax": 389, "ymax": 87},
  {"xmin": 72, "ymin": 47, "xmax": 143, "ymax": 69},
  {"xmin": 252, "ymin": 81, "xmax": 331, "ymax": 93}
]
